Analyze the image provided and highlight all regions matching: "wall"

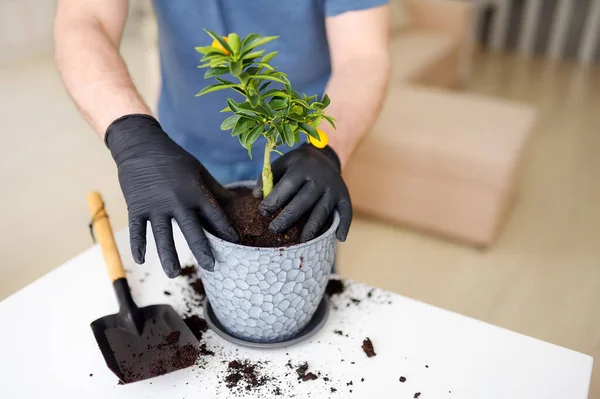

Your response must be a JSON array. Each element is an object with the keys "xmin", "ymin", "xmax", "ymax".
[{"xmin": 0, "ymin": 0, "xmax": 152, "ymax": 66}]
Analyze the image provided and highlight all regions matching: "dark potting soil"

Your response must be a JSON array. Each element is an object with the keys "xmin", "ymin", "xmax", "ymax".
[
  {"xmin": 183, "ymin": 315, "xmax": 208, "ymax": 341},
  {"xmin": 199, "ymin": 343, "xmax": 215, "ymax": 356},
  {"xmin": 218, "ymin": 187, "xmax": 307, "ymax": 247},
  {"xmin": 414, "ymin": 393, "xmax": 421, "ymax": 398},
  {"xmin": 171, "ymin": 344, "xmax": 201, "ymax": 370},
  {"xmin": 224, "ymin": 360, "xmax": 269, "ymax": 391},
  {"xmin": 302, "ymin": 372, "xmax": 318, "ymax": 381},
  {"xmin": 177, "ymin": 264, "xmax": 206, "ymax": 316},
  {"xmin": 400, "ymin": 376, "xmax": 407, "ymax": 383},
  {"xmin": 325, "ymin": 279, "xmax": 345, "ymax": 297},
  {"xmin": 191, "ymin": 279, "xmax": 205, "ymax": 297},
  {"xmin": 106, "ymin": 321, "xmax": 200, "ymax": 383},
  {"xmin": 362, "ymin": 337, "xmax": 376, "ymax": 358},
  {"xmin": 295, "ymin": 362, "xmax": 309, "ymax": 379},
  {"xmin": 180, "ymin": 264, "xmax": 198, "ymax": 277}
]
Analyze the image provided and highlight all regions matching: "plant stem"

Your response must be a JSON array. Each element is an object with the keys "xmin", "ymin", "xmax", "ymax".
[{"xmin": 262, "ymin": 139, "xmax": 275, "ymax": 198}]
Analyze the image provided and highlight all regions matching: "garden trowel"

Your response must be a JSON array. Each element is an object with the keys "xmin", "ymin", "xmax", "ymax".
[{"xmin": 87, "ymin": 192, "xmax": 199, "ymax": 384}]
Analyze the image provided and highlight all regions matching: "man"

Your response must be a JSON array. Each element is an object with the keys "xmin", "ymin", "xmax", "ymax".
[{"xmin": 54, "ymin": 0, "xmax": 391, "ymax": 278}]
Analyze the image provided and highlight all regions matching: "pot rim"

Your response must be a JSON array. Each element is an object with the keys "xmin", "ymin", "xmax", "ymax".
[{"xmin": 203, "ymin": 180, "xmax": 340, "ymax": 252}]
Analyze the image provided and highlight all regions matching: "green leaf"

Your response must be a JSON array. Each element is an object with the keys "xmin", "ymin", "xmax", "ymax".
[
  {"xmin": 310, "ymin": 101, "xmax": 324, "ymax": 110},
  {"xmin": 203, "ymin": 29, "xmax": 234, "ymax": 55},
  {"xmin": 293, "ymin": 126, "xmax": 300, "ymax": 143},
  {"xmin": 259, "ymin": 82, "xmax": 272, "ymax": 92},
  {"xmin": 220, "ymin": 106, "xmax": 232, "ymax": 113},
  {"xmin": 314, "ymin": 115, "xmax": 324, "ymax": 127},
  {"xmin": 272, "ymin": 122, "xmax": 283, "ymax": 141},
  {"xmin": 195, "ymin": 83, "xmax": 238, "ymax": 97},
  {"xmin": 238, "ymin": 132, "xmax": 252, "ymax": 159},
  {"xmin": 324, "ymin": 115, "xmax": 337, "ymax": 129},
  {"xmin": 246, "ymin": 124, "xmax": 265, "ymax": 146},
  {"xmin": 300, "ymin": 122, "xmax": 320, "ymax": 140},
  {"xmin": 244, "ymin": 67, "xmax": 260, "ymax": 76},
  {"xmin": 254, "ymin": 62, "xmax": 275, "ymax": 71},
  {"xmin": 232, "ymin": 86, "xmax": 247, "ymax": 96},
  {"xmin": 227, "ymin": 33, "xmax": 241, "ymax": 55},
  {"xmin": 200, "ymin": 53, "xmax": 226, "ymax": 63},
  {"xmin": 209, "ymin": 59, "xmax": 227, "ymax": 68},
  {"xmin": 232, "ymin": 117, "xmax": 255, "ymax": 137},
  {"xmin": 240, "ymin": 33, "xmax": 261, "ymax": 51},
  {"xmin": 321, "ymin": 94, "xmax": 331, "ymax": 108},
  {"xmin": 220, "ymin": 114, "xmax": 240, "ymax": 131},
  {"xmin": 242, "ymin": 35, "xmax": 279, "ymax": 54},
  {"xmin": 261, "ymin": 51, "xmax": 278, "ymax": 63},
  {"xmin": 216, "ymin": 78, "xmax": 234, "ymax": 85},
  {"xmin": 267, "ymin": 71, "xmax": 287, "ymax": 78},
  {"xmin": 195, "ymin": 46, "xmax": 222, "ymax": 55},
  {"xmin": 273, "ymin": 149, "xmax": 284, "ymax": 156},
  {"xmin": 238, "ymin": 101, "xmax": 267, "ymax": 117},
  {"xmin": 291, "ymin": 105, "xmax": 303, "ymax": 115},
  {"xmin": 227, "ymin": 99, "xmax": 263, "ymax": 120},
  {"xmin": 259, "ymin": 102, "xmax": 274, "ymax": 118},
  {"xmin": 204, "ymin": 67, "xmax": 229, "ymax": 79},
  {"xmin": 229, "ymin": 61, "xmax": 243, "ymax": 77},
  {"xmin": 282, "ymin": 123, "xmax": 295, "ymax": 146},
  {"xmin": 242, "ymin": 50, "xmax": 265, "ymax": 60},
  {"xmin": 288, "ymin": 113, "xmax": 304, "ymax": 122},
  {"xmin": 294, "ymin": 98, "xmax": 310, "ymax": 108},
  {"xmin": 250, "ymin": 74, "xmax": 287, "ymax": 85},
  {"xmin": 261, "ymin": 88, "xmax": 287, "ymax": 99},
  {"xmin": 249, "ymin": 92, "xmax": 260, "ymax": 108},
  {"xmin": 269, "ymin": 99, "xmax": 288, "ymax": 110}
]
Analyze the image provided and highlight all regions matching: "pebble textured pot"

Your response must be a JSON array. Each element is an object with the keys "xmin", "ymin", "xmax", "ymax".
[{"xmin": 199, "ymin": 181, "xmax": 339, "ymax": 343}]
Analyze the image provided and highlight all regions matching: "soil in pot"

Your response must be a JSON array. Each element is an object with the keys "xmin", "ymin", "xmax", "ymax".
[{"xmin": 219, "ymin": 187, "xmax": 331, "ymax": 247}]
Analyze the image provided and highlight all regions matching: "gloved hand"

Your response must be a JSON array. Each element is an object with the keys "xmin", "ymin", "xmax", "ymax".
[
  {"xmin": 253, "ymin": 144, "xmax": 352, "ymax": 242},
  {"xmin": 105, "ymin": 114, "xmax": 238, "ymax": 277}
]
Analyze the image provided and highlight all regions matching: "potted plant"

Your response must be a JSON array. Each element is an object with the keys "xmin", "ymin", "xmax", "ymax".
[{"xmin": 194, "ymin": 30, "xmax": 339, "ymax": 343}]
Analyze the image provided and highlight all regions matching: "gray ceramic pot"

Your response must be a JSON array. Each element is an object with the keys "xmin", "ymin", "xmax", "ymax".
[{"xmin": 199, "ymin": 180, "xmax": 339, "ymax": 343}]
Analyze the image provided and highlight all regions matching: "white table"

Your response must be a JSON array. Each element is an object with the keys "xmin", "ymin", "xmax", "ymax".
[{"xmin": 0, "ymin": 226, "xmax": 593, "ymax": 398}]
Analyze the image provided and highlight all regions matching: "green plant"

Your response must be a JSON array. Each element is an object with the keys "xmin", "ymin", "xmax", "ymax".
[{"xmin": 195, "ymin": 30, "xmax": 336, "ymax": 198}]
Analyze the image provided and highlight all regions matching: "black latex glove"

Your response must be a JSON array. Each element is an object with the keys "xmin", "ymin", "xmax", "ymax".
[
  {"xmin": 252, "ymin": 144, "xmax": 352, "ymax": 242},
  {"xmin": 105, "ymin": 114, "xmax": 238, "ymax": 277}
]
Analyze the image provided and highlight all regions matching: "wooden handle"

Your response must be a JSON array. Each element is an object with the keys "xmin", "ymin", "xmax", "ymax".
[{"xmin": 87, "ymin": 192, "xmax": 126, "ymax": 282}]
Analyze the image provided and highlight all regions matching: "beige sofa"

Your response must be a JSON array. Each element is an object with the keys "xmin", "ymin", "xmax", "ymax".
[{"xmin": 344, "ymin": 0, "xmax": 537, "ymax": 247}]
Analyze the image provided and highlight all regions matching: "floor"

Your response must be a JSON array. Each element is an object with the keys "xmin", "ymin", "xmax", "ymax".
[
  {"xmin": 339, "ymin": 51, "xmax": 600, "ymax": 397},
  {"xmin": 1, "ymin": 41, "xmax": 599, "ymax": 395}
]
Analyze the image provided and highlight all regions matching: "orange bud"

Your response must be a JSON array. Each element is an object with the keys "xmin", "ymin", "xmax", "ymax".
[
  {"xmin": 211, "ymin": 36, "xmax": 229, "ymax": 55},
  {"xmin": 309, "ymin": 129, "xmax": 328, "ymax": 148}
]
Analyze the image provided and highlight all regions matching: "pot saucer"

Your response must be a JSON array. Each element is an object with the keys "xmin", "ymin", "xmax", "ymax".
[{"xmin": 204, "ymin": 296, "xmax": 330, "ymax": 349}]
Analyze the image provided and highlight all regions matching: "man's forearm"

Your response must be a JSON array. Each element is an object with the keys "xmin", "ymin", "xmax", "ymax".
[
  {"xmin": 321, "ymin": 55, "xmax": 391, "ymax": 168},
  {"xmin": 54, "ymin": 12, "xmax": 150, "ymax": 136}
]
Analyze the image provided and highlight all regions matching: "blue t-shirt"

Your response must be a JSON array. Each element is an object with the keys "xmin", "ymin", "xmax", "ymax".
[{"xmin": 152, "ymin": 0, "xmax": 387, "ymax": 164}]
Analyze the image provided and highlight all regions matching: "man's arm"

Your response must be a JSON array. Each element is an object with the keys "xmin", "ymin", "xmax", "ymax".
[
  {"xmin": 54, "ymin": 0, "xmax": 238, "ymax": 277},
  {"xmin": 322, "ymin": 5, "xmax": 391, "ymax": 168},
  {"xmin": 54, "ymin": 0, "xmax": 151, "ymax": 136},
  {"xmin": 253, "ymin": 5, "xmax": 390, "ymax": 241}
]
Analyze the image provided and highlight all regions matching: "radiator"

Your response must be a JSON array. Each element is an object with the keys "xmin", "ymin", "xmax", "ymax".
[{"xmin": 476, "ymin": 0, "xmax": 600, "ymax": 64}]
